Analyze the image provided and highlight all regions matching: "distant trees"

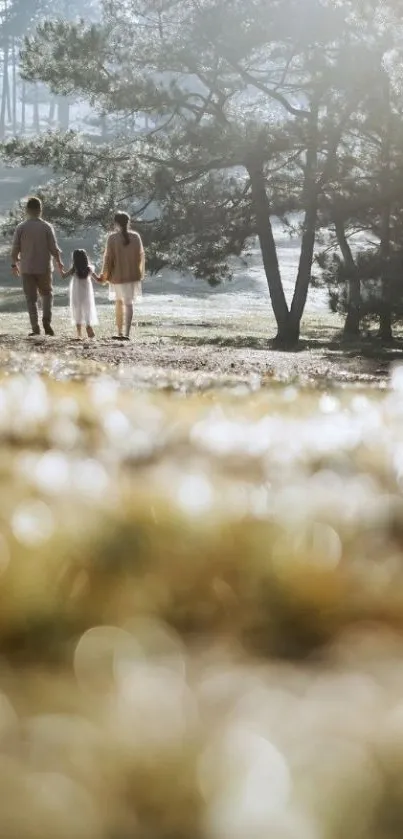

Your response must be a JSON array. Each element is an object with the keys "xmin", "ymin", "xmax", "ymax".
[
  {"xmin": 2, "ymin": 0, "xmax": 403, "ymax": 344},
  {"xmin": 0, "ymin": 0, "xmax": 41, "ymax": 135},
  {"xmin": 0, "ymin": 0, "xmax": 100, "ymax": 136}
]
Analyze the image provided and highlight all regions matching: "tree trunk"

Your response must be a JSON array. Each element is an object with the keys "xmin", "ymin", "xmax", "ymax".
[
  {"xmin": 248, "ymin": 162, "xmax": 292, "ymax": 344},
  {"xmin": 334, "ymin": 217, "xmax": 361, "ymax": 339},
  {"xmin": 288, "ymin": 199, "xmax": 317, "ymax": 341},
  {"xmin": 5, "ymin": 57, "xmax": 11, "ymax": 126},
  {"xmin": 289, "ymin": 106, "xmax": 319, "ymax": 338},
  {"xmin": 100, "ymin": 113, "xmax": 107, "ymax": 138},
  {"xmin": 21, "ymin": 79, "xmax": 26, "ymax": 133},
  {"xmin": 379, "ymin": 231, "xmax": 393, "ymax": 343},
  {"xmin": 11, "ymin": 38, "xmax": 17, "ymax": 134},
  {"xmin": 48, "ymin": 97, "xmax": 56, "ymax": 124},
  {"xmin": 33, "ymin": 85, "xmax": 40, "ymax": 132},
  {"xmin": 57, "ymin": 96, "xmax": 70, "ymax": 130},
  {"xmin": 379, "ymin": 72, "xmax": 393, "ymax": 344},
  {"xmin": 0, "ymin": 40, "xmax": 10, "ymax": 138}
]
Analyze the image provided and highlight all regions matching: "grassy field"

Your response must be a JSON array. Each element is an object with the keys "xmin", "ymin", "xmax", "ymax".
[{"xmin": 1, "ymin": 279, "xmax": 401, "ymax": 390}]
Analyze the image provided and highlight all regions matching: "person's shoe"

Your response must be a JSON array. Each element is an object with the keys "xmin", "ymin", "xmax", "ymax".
[
  {"xmin": 112, "ymin": 334, "xmax": 124, "ymax": 340},
  {"xmin": 44, "ymin": 325, "xmax": 55, "ymax": 336},
  {"xmin": 28, "ymin": 327, "xmax": 40, "ymax": 337},
  {"xmin": 121, "ymin": 336, "xmax": 130, "ymax": 341}
]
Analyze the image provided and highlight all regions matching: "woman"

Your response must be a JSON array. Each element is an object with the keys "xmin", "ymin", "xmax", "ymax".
[{"xmin": 101, "ymin": 211, "xmax": 145, "ymax": 340}]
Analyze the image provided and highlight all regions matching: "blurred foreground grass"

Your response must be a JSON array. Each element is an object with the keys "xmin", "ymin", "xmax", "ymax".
[{"xmin": 2, "ymin": 361, "xmax": 403, "ymax": 837}]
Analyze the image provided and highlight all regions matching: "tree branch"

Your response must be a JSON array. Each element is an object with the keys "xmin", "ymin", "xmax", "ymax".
[{"xmin": 209, "ymin": 51, "xmax": 310, "ymax": 119}]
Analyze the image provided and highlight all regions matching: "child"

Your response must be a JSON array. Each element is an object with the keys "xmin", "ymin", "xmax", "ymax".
[{"xmin": 63, "ymin": 249, "xmax": 101, "ymax": 339}]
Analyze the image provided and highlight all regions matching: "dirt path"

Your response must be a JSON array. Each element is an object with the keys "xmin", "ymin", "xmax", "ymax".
[{"xmin": 0, "ymin": 332, "xmax": 394, "ymax": 388}]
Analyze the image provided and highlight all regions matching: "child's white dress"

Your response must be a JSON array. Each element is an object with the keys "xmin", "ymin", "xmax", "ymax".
[{"xmin": 70, "ymin": 272, "xmax": 98, "ymax": 326}]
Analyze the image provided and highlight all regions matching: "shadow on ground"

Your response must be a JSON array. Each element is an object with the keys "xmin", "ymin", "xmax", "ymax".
[
  {"xmin": 174, "ymin": 331, "xmax": 403, "ymax": 358},
  {"xmin": 0, "ymin": 331, "xmax": 393, "ymax": 387}
]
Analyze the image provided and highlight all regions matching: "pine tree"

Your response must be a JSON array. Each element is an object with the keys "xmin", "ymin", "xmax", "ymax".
[{"xmin": 316, "ymin": 36, "xmax": 403, "ymax": 342}]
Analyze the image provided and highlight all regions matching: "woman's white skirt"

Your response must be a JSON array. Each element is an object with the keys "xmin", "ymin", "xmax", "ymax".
[
  {"xmin": 108, "ymin": 281, "xmax": 142, "ymax": 304},
  {"xmin": 70, "ymin": 277, "xmax": 98, "ymax": 326}
]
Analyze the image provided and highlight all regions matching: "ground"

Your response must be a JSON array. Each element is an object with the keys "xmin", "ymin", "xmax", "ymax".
[{"xmin": 0, "ymin": 289, "xmax": 399, "ymax": 388}]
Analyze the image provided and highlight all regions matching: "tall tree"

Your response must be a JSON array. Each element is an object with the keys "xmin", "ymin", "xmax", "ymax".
[{"xmin": 316, "ymin": 34, "xmax": 403, "ymax": 341}]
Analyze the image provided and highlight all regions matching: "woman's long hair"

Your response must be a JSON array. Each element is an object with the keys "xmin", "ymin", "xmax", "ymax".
[
  {"xmin": 114, "ymin": 211, "xmax": 130, "ymax": 246},
  {"xmin": 73, "ymin": 249, "xmax": 91, "ymax": 279}
]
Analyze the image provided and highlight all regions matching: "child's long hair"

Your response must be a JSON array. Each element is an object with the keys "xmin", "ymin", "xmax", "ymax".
[{"xmin": 73, "ymin": 249, "xmax": 92, "ymax": 279}]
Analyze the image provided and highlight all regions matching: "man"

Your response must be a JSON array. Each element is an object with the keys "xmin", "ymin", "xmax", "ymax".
[{"xmin": 11, "ymin": 196, "xmax": 64, "ymax": 337}]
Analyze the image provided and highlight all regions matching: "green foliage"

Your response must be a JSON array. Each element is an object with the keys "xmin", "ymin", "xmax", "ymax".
[
  {"xmin": 0, "ymin": 0, "xmax": 100, "ymax": 47},
  {"xmin": 318, "ymin": 247, "xmax": 403, "ymax": 321}
]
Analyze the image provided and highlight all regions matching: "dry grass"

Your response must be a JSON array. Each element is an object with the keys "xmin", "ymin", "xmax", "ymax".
[{"xmin": 0, "ymin": 292, "xmax": 397, "ymax": 390}]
